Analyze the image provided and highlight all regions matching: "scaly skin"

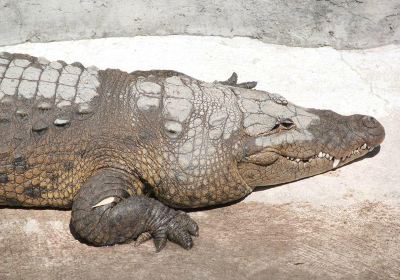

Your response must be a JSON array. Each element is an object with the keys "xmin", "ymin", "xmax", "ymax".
[{"xmin": 0, "ymin": 53, "xmax": 385, "ymax": 250}]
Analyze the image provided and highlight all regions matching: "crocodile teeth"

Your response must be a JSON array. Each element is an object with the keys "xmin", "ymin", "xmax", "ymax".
[
  {"xmin": 361, "ymin": 143, "xmax": 367, "ymax": 149},
  {"xmin": 285, "ymin": 144, "xmax": 375, "ymax": 165},
  {"xmin": 333, "ymin": 158, "xmax": 340, "ymax": 168}
]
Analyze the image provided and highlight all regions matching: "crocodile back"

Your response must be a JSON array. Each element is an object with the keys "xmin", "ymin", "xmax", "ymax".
[{"xmin": 0, "ymin": 53, "xmax": 104, "ymax": 207}]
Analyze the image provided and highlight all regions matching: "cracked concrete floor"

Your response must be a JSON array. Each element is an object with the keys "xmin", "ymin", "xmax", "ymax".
[{"xmin": 0, "ymin": 36, "xmax": 399, "ymax": 280}]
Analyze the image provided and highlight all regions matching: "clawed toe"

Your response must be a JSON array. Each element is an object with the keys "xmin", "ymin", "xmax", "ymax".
[
  {"xmin": 218, "ymin": 72, "xmax": 257, "ymax": 89},
  {"xmin": 134, "ymin": 232, "xmax": 152, "ymax": 247},
  {"xmin": 146, "ymin": 211, "xmax": 199, "ymax": 252},
  {"xmin": 166, "ymin": 211, "xmax": 198, "ymax": 250},
  {"xmin": 153, "ymin": 232, "xmax": 168, "ymax": 252},
  {"xmin": 167, "ymin": 227, "xmax": 194, "ymax": 250},
  {"xmin": 236, "ymin": 81, "xmax": 257, "ymax": 89}
]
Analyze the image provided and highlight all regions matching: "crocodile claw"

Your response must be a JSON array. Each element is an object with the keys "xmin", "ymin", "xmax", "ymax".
[
  {"xmin": 153, "ymin": 231, "xmax": 168, "ymax": 252},
  {"xmin": 151, "ymin": 211, "xmax": 199, "ymax": 252},
  {"xmin": 134, "ymin": 232, "xmax": 152, "ymax": 247}
]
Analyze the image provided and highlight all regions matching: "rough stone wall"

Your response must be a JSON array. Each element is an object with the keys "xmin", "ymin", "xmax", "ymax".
[{"xmin": 0, "ymin": 0, "xmax": 399, "ymax": 49}]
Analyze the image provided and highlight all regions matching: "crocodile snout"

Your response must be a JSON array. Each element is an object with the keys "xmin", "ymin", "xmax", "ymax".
[{"xmin": 355, "ymin": 115, "xmax": 385, "ymax": 147}]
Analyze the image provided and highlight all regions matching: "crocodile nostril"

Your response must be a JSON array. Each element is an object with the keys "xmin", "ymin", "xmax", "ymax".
[
  {"xmin": 359, "ymin": 115, "xmax": 385, "ymax": 144},
  {"xmin": 362, "ymin": 115, "xmax": 378, "ymax": 129}
]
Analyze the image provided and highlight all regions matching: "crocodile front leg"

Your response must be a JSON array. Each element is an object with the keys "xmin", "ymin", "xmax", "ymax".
[{"xmin": 70, "ymin": 169, "xmax": 199, "ymax": 251}]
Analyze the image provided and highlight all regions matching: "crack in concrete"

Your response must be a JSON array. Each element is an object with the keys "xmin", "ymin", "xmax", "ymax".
[{"xmin": 339, "ymin": 53, "xmax": 390, "ymax": 106}]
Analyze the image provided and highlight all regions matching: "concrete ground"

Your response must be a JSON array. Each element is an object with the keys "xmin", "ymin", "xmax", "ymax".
[{"xmin": 0, "ymin": 36, "xmax": 399, "ymax": 280}]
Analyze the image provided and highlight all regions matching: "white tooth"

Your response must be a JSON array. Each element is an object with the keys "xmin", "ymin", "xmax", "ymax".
[
  {"xmin": 325, "ymin": 154, "xmax": 330, "ymax": 159},
  {"xmin": 295, "ymin": 158, "xmax": 300, "ymax": 162},
  {"xmin": 92, "ymin": 197, "xmax": 116, "ymax": 208},
  {"xmin": 361, "ymin": 143, "xmax": 367, "ymax": 149},
  {"xmin": 329, "ymin": 156, "xmax": 333, "ymax": 160},
  {"xmin": 318, "ymin": 152, "xmax": 323, "ymax": 158},
  {"xmin": 333, "ymin": 158, "xmax": 340, "ymax": 168},
  {"xmin": 322, "ymin": 153, "xmax": 326, "ymax": 157},
  {"xmin": 368, "ymin": 147, "xmax": 374, "ymax": 152}
]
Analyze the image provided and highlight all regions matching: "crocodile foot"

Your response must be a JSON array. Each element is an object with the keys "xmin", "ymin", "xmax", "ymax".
[
  {"xmin": 70, "ymin": 168, "xmax": 199, "ymax": 252},
  {"xmin": 142, "ymin": 210, "xmax": 199, "ymax": 252},
  {"xmin": 217, "ymin": 72, "xmax": 257, "ymax": 89}
]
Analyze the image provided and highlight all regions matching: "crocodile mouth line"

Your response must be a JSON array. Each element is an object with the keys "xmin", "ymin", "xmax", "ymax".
[{"xmin": 283, "ymin": 143, "xmax": 375, "ymax": 169}]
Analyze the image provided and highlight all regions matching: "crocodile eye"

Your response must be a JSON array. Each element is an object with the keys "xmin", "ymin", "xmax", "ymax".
[
  {"xmin": 271, "ymin": 118, "xmax": 295, "ymax": 132},
  {"xmin": 280, "ymin": 118, "xmax": 295, "ymax": 129},
  {"xmin": 271, "ymin": 123, "xmax": 280, "ymax": 131}
]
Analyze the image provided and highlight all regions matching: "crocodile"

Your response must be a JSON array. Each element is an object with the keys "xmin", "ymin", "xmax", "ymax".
[{"xmin": 0, "ymin": 52, "xmax": 385, "ymax": 251}]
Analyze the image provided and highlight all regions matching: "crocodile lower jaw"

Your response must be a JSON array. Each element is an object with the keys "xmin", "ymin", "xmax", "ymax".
[{"xmin": 284, "ymin": 143, "xmax": 375, "ymax": 169}]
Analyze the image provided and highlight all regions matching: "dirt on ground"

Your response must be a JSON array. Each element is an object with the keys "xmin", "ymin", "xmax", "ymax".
[{"xmin": 1, "ymin": 201, "xmax": 399, "ymax": 280}]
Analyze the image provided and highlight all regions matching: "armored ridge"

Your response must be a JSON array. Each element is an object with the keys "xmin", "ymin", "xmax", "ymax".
[
  {"xmin": 0, "ymin": 52, "xmax": 385, "ymax": 250},
  {"xmin": 0, "ymin": 53, "xmax": 102, "ymax": 207}
]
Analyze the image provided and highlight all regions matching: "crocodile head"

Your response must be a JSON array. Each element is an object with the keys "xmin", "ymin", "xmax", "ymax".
[{"xmin": 235, "ymin": 89, "xmax": 385, "ymax": 187}]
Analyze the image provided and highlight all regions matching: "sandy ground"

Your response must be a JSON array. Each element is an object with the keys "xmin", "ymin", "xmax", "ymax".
[{"xmin": 0, "ymin": 36, "xmax": 399, "ymax": 280}]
